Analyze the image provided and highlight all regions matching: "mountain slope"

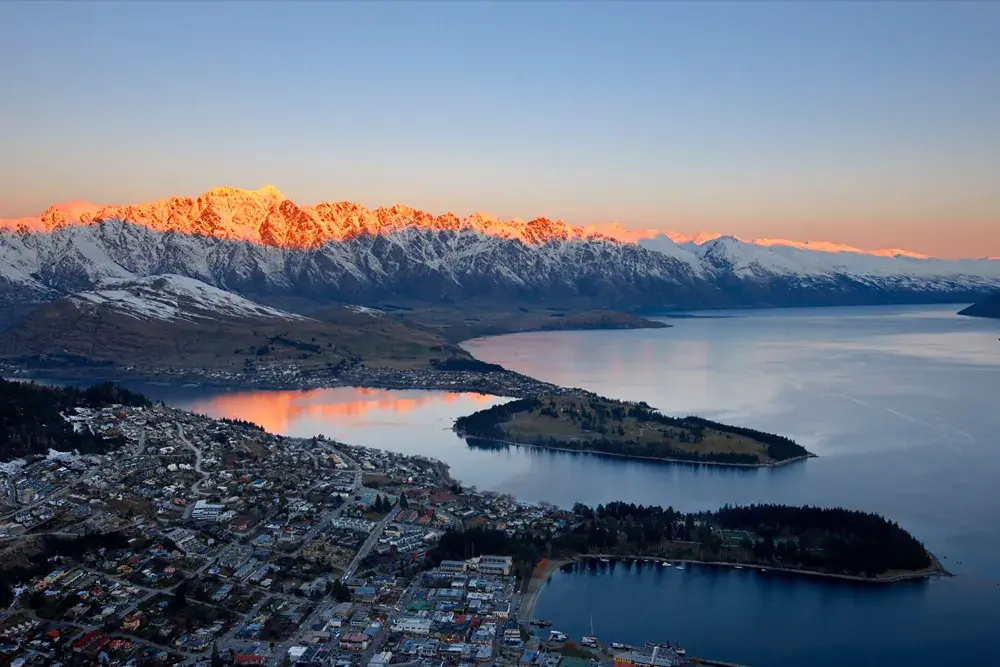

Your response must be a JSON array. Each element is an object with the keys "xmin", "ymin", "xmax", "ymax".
[
  {"xmin": 0, "ymin": 275, "xmax": 472, "ymax": 374},
  {"xmin": 2, "ymin": 186, "xmax": 999, "ymax": 310},
  {"xmin": 958, "ymin": 292, "xmax": 1000, "ymax": 318}
]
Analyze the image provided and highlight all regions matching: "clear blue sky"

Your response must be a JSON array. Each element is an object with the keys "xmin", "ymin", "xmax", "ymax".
[{"xmin": 1, "ymin": 1, "xmax": 998, "ymax": 257}]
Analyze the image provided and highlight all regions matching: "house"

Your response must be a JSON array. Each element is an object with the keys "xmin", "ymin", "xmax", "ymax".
[
  {"xmin": 234, "ymin": 655, "xmax": 266, "ymax": 665},
  {"xmin": 439, "ymin": 560, "xmax": 467, "ymax": 573},
  {"xmin": 121, "ymin": 612, "xmax": 143, "ymax": 632},
  {"xmin": 340, "ymin": 633, "xmax": 369, "ymax": 652},
  {"xmin": 353, "ymin": 586, "xmax": 378, "ymax": 603}
]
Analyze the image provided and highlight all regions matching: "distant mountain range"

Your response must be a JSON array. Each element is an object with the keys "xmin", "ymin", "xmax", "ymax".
[
  {"xmin": 958, "ymin": 292, "xmax": 1000, "ymax": 319},
  {"xmin": 2, "ymin": 185, "xmax": 998, "ymax": 311}
]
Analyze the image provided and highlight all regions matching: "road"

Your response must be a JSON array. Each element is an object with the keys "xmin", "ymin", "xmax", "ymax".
[
  {"xmin": 176, "ymin": 422, "xmax": 209, "ymax": 498},
  {"xmin": 0, "ymin": 427, "xmax": 145, "ymax": 524},
  {"xmin": 341, "ymin": 507, "xmax": 398, "ymax": 582}
]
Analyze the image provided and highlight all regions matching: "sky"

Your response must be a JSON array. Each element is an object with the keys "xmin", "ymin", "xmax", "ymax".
[{"xmin": 1, "ymin": 1, "xmax": 998, "ymax": 258}]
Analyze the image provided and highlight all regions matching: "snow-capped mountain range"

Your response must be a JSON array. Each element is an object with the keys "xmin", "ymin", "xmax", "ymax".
[{"xmin": 2, "ymin": 185, "xmax": 998, "ymax": 310}]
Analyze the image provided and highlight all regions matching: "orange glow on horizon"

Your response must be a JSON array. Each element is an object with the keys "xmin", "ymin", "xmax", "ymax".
[
  {"xmin": 0, "ymin": 185, "xmax": 990, "ymax": 260},
  {"xmin": 189, "ymin": 387, "xmax": 493, "ymax": 434}
]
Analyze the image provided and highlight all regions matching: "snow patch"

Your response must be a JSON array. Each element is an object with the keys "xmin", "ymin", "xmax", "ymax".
[
  {"xmin": 346, "ymin": 305, "xmax": 383, "ymax": 317},
  {"xmin": 71, "ymin": 274, "xmax": 309, "ymax": 323}
]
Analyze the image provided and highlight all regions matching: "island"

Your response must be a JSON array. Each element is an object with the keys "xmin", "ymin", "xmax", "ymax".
[
  {"xmin": 454, "ymin": 394, "xmax": 814, "ymax": 466},
  {"xmin": 0, "ymin": 378, "xmax": 941, "ymax": 667}
]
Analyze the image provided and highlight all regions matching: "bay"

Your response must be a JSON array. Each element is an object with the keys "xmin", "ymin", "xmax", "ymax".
[{"xmin": 35, "ymin": 303, "xmax": 1000, "ymax": 666}]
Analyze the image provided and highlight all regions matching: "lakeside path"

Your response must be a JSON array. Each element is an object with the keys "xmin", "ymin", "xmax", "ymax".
[
  {"xmin": 579, "ymin": 552, "xmax": 946, "ymax": 584},
  {"xmin": 520, "ymin": 558, "xmax": 574, "ymax": 620},
  {"xmin": 519, "ymin": 551, "xmax": 944, "ymax": 624}
]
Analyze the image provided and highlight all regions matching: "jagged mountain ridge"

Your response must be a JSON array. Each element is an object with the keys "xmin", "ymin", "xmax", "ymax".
[
  {"xmin": 2, "ymin": 186, "xmax": 999, "ymax": 310},
  {"xmin": 1, "ymin": 184, "xmax": 605, "ymax": 248}
]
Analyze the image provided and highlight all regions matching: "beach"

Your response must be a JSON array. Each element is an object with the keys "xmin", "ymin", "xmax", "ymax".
[{"xmin": 520, "ymin": 557, "xmax": 574, "ymax": 620}]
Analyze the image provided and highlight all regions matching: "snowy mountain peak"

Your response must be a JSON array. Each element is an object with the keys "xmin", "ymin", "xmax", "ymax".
[{"xmin": 69, "ymin": 275, "xmax": 307, "ymax": 323}]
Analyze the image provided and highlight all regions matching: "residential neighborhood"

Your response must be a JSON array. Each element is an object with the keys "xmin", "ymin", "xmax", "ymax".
[{"xmin": 0, "ymin": 401, "xmax": 672, "ymax": 667}]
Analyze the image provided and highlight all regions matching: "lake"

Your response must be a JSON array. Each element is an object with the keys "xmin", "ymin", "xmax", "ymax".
[{"xmin": 57, "ymin": 304, "xmax": 1000, "ymax": 666}]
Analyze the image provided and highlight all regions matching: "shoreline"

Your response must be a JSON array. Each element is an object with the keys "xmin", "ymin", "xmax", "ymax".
[
  {"xmin": 570, "ymin": 552, "xmax": 946, "ymax": 585},
  {"xmin": 518, "ymin": 550, "xmax": 946, "ymax": 633},
  {"xmin": 460, "ymin": 433, "xmax": 815, "ymax": 469},
  {"xmin": 0, "ymin": 367, "xmax": 565, "ymax": 399},
  {"xmin": 520, "ymin": 558, "xmax": 572, "ymax": 621}
]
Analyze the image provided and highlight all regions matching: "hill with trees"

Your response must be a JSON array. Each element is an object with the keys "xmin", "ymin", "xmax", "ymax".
[
  {"xmin": 959, "ymin": 292, "xmax": 1000, "ymax": 319},
  {"xmin": 454, "ymin": 395, "xmax": 812, "ymax": 466},
  {"xmin": 431, "ymin": 501, "xmax": 936, "ymax": 581},
  {"xmin": 0, "ymin": 379, "xmax": 150, "ymax": 462}
]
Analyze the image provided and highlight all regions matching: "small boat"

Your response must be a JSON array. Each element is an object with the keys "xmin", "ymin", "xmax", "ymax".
[
  {"xmin": 675, "ymin": 648, "xmax": 686, "ymax": 657},
  {"xmin": 599, "ymin": 557, "xmax": 610, "ymax": 563},
  {"xmin": 664, "ymin": 562, "xmax": 672, "ymax": 567},
  {"xmin": 675, "ymin": 564, "xmax": 685, "ymax": 570},
  {"xmin": 761, "ymin": 568, "xmax": 768, "ymax": 573},
  {"xmin": 735, "ymin": 565, "xmax": 744, "ymax": 569},
  {"xmin": 582, "ymin": 637, "xmax": 598, "ymax": 647},
  {"xmin": 611, "ymin": 642, "xmax": 626, "ymax": 650}
]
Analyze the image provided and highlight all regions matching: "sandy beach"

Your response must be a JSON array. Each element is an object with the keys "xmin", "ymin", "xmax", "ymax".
[{"xmin": 519, "ymin": 557, "xmax": 574, "ymax": 620}]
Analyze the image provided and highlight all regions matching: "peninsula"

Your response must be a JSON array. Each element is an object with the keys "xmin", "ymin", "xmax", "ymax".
[
  {"xmin": 0, "ymin": 378, "xmax": 940, "ymax": 667},
  {"xmin": 454, "ymin": 395, "xmax": 813, "ymax": 466}
]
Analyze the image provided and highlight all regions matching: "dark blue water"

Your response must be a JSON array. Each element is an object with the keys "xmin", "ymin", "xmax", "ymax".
[
  {"xmin": 532, "ymin": 560, "xmax": 997, "ymax": 667},
  {"xmin": 32, "ymin": 304, "xmax": 1000, "ymax": 666}
]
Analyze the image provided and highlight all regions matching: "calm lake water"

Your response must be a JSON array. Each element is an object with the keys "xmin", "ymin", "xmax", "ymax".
[{"xmin": 37, "ymin": 304, "xmax": 1000, "ymax": 666}]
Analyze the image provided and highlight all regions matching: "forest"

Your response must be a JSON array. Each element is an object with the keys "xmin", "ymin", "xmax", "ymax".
[
  {"xmin": 432, "ymin": 501, "xmax": 932, "ymax": 579},
  {"xmin": 0, "ymin": 379, "xmax": 151, "ymax": 461}
]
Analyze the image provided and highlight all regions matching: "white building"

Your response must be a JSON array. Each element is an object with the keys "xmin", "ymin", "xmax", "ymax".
[
  {"xmin": 191, "ymin": 499, "xmax": 225, "ymax": 521},
  {"xmin": 476, "ymin": 555, "xmax": 513, "ymax": 576},
  {"xmin": 391, "ymin": 618, "xmax": 432, "ymax": 636}
]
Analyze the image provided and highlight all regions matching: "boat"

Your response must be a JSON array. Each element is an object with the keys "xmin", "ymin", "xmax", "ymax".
[
  {"xmin": 610, "ymin": 642, "xmax": 626, "ymax": 650},
  {"xmin": 599, "ymin": 557, "xmax": 610, "ymax": 563},
  {"xmin": 675, "ymin": 648, "xmax": 686, "ymax": 657},
  {"xmin": 675, "ymin": 564, "xmax": 685, "ymax": 570},
  {"xmin": 548, "ymin": 630, "xmax": 568, "ymax": 642},
  {"xmin": 761, "ymin": 568, "xmax": 768, "ymax": 573},
  {"xmin": 582, "ymin": 637, "xmax": 598, "ymax": 648},
  {"xmin": 664, "ymin": 562, "xmax": 672, "ymax": 567},
  {"xmin": 735, "ymin": 564, "xmax": 744, "ymax": 569}
]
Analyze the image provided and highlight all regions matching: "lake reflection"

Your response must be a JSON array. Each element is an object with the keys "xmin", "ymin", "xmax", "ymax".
[{"xmin": 184, "ymin": 386, "xmax": 496, "ymax": 435}]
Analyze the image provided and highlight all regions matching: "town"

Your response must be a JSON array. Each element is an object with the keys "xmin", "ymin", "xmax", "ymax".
[
  {"xmin": 0, "ymin": 361, "xmax": 576, "ymax": 401},
  {"xmin": 0, "ymin": 400, "xmax": 696, "ymax": 667}
]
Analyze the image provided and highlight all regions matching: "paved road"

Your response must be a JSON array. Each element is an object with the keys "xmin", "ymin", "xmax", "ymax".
[
  {"xmin": 341, "ymin": 508, "xmax": 398, "ymax": 582},
  {"xmin": 176, "ymin": 422, "xmax": 209, "ymax": 499}
]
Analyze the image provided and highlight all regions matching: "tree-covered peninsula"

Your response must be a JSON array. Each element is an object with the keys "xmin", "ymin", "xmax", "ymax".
[
  {"xmin": 433, "ymin": 501, "xmax": 938, "ymax": 581},
  {"xmin": 454, "ymin": 394, "xmax": 812, "ymax": 466}
]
